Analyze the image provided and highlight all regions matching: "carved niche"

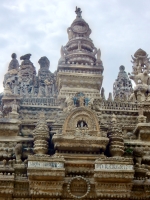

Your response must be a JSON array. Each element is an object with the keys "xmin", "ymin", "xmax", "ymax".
[
  {"xmin": 62, "ymin": 107, "xmax": 101, "ymax": 136},
  {"xmin": 53, "ymin": 107, "xmax": 109, "ymax": 152}
]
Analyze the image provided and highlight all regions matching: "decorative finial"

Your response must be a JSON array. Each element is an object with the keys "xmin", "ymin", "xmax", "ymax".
[{"xmin": 75, "ymin": 6, "xmax": 82, "ymax": 18}]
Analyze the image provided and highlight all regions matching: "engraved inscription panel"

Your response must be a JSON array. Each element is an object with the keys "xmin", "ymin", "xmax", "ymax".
[
  {"xmin": 95, "ymin": 164, "xmax": 133, "ymax": 171},
  {"xmin": 28, "ymin": 161, "xmax": 64, "ymax": 168}
]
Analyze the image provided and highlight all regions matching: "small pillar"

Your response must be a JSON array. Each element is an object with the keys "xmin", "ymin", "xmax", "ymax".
[{"xmin": 33, "ymin": 112, "xmax": 49, "ymax": 155}]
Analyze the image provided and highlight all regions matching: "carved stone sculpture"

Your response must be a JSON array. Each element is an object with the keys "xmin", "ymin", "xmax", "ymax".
[
  {"xmin": 133, "ymin": 147, "xmax": 144, "ymax": 165},
  {"xmin": 129, "ymin": 49, "xmax": 150, "ymax": 102},
  {"xmin": 38, "ymin": 56, "xmax": 50, "ymax": 71},
  {"xmin": 14, "ymin": 143, "xmax": 22, "ymax": 163},
  {"xmin": 101, "ymin": 87, "xmax": 105, "ymax": 99},
  {"xmin": 8, "ymin": 53, "xmax": 19, "ymax": 71}
]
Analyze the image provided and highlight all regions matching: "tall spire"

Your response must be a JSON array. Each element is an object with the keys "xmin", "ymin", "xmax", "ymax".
[
  {"xmin": 57, "ymin": 8, "xmax": 104, "ymax": 99},
  {"xmin": 58, "ymin": 7, "xmax": 103, "ymax": 68}
]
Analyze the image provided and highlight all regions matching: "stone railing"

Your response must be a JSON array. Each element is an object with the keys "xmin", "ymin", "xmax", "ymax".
[
  {"xmin": 21, "ymin": 97, "xmax": 59, "ymax": 107},
  {"xmin": 58, "ymin": 68, "xmax": 101, "ymax": 74},
  {"xmin": 100, "ymin": 100, "xmax": 138, "ymax": 111}
]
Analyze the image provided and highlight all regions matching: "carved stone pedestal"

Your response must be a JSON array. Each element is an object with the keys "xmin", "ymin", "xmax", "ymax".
[
  {"xmin": 27, "ymin": 155, "xmax": 65, "ymax": 198},
  {"xmin": 94, "ymin": 157, "xmax": 134, "ymax": 198}
]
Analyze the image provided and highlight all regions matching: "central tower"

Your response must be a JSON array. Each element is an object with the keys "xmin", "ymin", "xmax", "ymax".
[{"xmin": 57, "ymin": 7, "xmax": 104, "ymax": 99}]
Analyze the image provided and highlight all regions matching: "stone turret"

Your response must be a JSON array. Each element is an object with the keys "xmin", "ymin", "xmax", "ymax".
[
  {"xmin": 33, "ymin": 112, "xmax": 49, "ymax": 155},
  {"xmin": 57, "ymin": 7, "xmax": 103, "ymax": 99},
  {"xmin": 60, "ymin": 7, "xmax": 103, "ymax": 67},
  {"xmin": 113, "ymin": 65, "xmax": 132, "ymax": 101},
  {"xmin": 109, "ymin": 114, "xmax": 124, "ymax": 157}
]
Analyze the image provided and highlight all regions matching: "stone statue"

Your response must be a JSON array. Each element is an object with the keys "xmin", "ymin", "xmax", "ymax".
[
  {"xmin": 101, "ymin": 87, "xmax": 105, "ymax": 99},
  {"xmin": 8, "ymin": 53, "xmax": 19, "ymax": 71},
  {"xmin": 85, "ymin": 97, "xmax": 90, "ymax": 106},
  {"xmin": 75, "ymin": 6, "xmax": 82, "ymax": 18},
  {"xmin": 14, "ymin": 143, "xmax": 22, "ymax": 163},
  {"xmin": 45, "ymin": 84, "xmax": 50, "ymax": 96},
  {"xmin": 80, "ymin": 121, "xmax": 84, "ymax": 127},
  {"xmin": 73, "ymin": 96, "xmax": 78, "ymax": 106},
  {"xmin": 108, "ymin": 92, "xmax": 113, "ymax": 101},
  {"xmin": 96, "ymin": 49, "xmax": 101, "ymax": 62},
  {"xmin": 67, "ymin": 28, "xmax": 73, "ymax": 40},
  {"xmin": 66, "ymin": 96, "xmax": 73, "ymax": 107},
  {"xmin": 13, "ymin": 85, "xmax": 18, "ymax": 95},
  {"xmin": 78, "ymin": 41, "xmax": 82, "ymax": 51},
  {"xmin": 30, "ymin": 86, "xmax": 34, "ymax": 96},
  {"xmin": 88, "ymin": 97, "xmax": 94, "ymax": 108},
  {"xmin": 64, "ymin": 96, "xmax": 74, "ymax": 112},
  {"xmin": 60, "ymin": 46, "xmax": 65, "ymax": 58},
  {"xmin": 58, "ymin": 46, "xmax": 66, "ymax": 64},
  {"xmin": 79, "ymin": 96, "xmax": 84, "ymax": 106},
  {"xmin": 4, "ymin": 83, "xmax": 12, "ymax": 96},
  {"xmin": 38, "ymin": 56, "xmax": 50, "ymax": 71},
  {"xmin": 133, "ymin": 147, "xmax": 144, "ymax": 165},
  {"xmin": 12, "ymin": 100, "xmax": 18, "ymax": 113},
  {"xmin": 38, "ymin": 85, "xmax": 45, "ymax": 97},
  {"xmin": 93, "ymin": 47, "xmax": 98, "ymax": 56}
]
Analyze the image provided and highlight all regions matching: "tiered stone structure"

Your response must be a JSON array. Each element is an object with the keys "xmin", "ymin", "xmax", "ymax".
[
  {"xmin": 113, "ymin": 65, "xmax": 133, "ymax": 100},
  {"xmin": 57, "ymin": 7, "xmax": 103, "ymax": 101},
  {"xmin": 0, "ymin": 7, "xmax": 149, "ymax": 200}
]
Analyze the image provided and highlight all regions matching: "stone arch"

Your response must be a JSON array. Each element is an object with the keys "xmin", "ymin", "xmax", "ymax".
[{"xmin": 62, "ymin": 107, "xmax": 100, "ymax": 134}]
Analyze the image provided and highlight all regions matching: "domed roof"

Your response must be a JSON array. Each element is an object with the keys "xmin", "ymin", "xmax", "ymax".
[{"xmin": 68, "ymin": 7, "xmax": 91, "ymax": 38}]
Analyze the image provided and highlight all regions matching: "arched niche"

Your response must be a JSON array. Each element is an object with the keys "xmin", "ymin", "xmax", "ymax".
[{"xmin": 62, "ymin": 107, "xmax": 100, "ymax": 135}]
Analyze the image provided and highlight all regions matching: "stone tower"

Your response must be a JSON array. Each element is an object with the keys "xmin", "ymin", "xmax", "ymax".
[
  {"xmin": 113, "ymin": 65, "xmax": 132, "ymax": 100},
  {"xmin": 57, "ymin": 7, "xmax": 103, "ymax": 100}
]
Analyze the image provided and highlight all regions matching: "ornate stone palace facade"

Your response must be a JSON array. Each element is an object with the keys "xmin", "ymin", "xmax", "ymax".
[{"xmin": 0, "ymin": 7, "xmax": 149, "ymax": 200}]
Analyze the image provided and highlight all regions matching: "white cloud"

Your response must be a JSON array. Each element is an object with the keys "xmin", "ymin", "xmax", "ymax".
[{"xmin": 0, "ymin": 0, "xmax": 150, "ymax": 97}]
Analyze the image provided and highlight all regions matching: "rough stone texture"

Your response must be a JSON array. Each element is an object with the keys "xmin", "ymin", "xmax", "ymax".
[
  {"xmin": 0, "ymin": 7, "xmax": 149, "ymax": 200},
  {"xmin": 113, "ymin": 65, "xmax": 132, "ymax": 101}
]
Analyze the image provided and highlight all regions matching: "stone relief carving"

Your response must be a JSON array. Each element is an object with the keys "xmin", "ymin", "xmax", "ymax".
[{"xmin": 67, "ymin": 176, "xmax": 90, "ymax": 199}]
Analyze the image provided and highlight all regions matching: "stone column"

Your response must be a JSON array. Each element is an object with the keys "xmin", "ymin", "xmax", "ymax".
[
  {"xmin": 109, "ymin": 114, "xmax": 124, "ymax": 157},
  {"xmin": 33, "ymin": 112, "xmax": 49, "ymax": 154}
]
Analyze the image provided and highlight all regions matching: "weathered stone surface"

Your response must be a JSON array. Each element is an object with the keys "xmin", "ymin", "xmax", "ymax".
[{"xmin": 0, "ymin": 7, "xmax": 149, "ymax": 200}]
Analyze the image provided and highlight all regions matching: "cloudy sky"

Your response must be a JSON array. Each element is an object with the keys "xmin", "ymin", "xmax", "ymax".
[{"xmin": 0, "ymin": 0, "xmax": 150, "ymax": 97}]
